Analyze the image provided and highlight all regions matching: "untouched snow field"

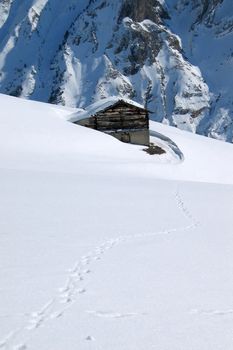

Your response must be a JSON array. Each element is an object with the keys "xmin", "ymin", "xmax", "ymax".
[{"xmin": 0, "ymin": 94, "xmax": 233, "ymax": 350}]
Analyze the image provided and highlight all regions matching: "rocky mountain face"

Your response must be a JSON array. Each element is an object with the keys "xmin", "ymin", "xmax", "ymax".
[{"xmin": 0, "ymin": 0, "xmax": 232, "ymax": 141}]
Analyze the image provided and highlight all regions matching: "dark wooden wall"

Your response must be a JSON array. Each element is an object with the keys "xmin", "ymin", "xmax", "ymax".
[{"xmin": 77, "ymin": 102, "xmax": 149, "ymax": 132}]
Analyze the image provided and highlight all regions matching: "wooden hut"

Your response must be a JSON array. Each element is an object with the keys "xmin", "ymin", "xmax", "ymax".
[{"xmin": 69, "ymin": 98, "xmax": 150, "ymax": 146}]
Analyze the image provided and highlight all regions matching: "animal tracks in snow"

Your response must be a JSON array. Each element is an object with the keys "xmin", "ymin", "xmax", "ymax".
[
  {"xmin": 175, "ymin": 188, "xmax": 200, "ymax": 230},
  {"xmin": 190, "ymin": 308, "xmax": 233, "ymax": 317},
  {"xmin": 85, "ymin": 335, "xmax": 95, "ymax": 341},
  {"xmin": 0, "ymin": 187, "xmax": 199, "ymax": 349},
  {"xmin": 86, "ymin": 310, "xmax": 143, "ymax": 319},
  {"xmin": 0, "ymin": 238, "xmax": 123, "ymax": 349}
]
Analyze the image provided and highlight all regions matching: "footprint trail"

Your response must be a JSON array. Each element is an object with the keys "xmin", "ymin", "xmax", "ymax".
[{"xmin": 0, "ymin": 187, "xmax": 199, "ymax": 349}]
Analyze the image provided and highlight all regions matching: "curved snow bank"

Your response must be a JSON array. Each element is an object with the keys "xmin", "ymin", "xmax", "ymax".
[
  {"xmin": 146, "ymin": 121, "xmax": 233, "ymax": 184},
  {"xmin": 150, "ymin": 130, "xmax": 184, "ymax": 162},
  {"xmin": 1, "ymin": 94, "xmax": 233, "ymax": 184}
]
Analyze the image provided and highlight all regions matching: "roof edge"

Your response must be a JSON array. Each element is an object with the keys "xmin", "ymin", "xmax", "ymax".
[{"xmin": 68, "ymin": 97, "xmax": 148, "ymax": 123}]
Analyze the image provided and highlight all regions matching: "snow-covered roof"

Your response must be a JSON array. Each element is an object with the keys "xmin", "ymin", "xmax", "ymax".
[{"xmin": 68, "ymin": 97, "xmax": 146, "ymax": 123}]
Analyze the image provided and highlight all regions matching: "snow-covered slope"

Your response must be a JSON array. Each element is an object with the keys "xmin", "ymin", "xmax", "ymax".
[
  {"xmin": 1, "ymin": 93, "xmax": 233, "ymax": 183},
  {"xmin": 0, "ymin": 0, "xmax": 232, "ymax": 141},
  {"xmin": 0, "ymin": 94, "xmax": 233, "ymax": 350}
]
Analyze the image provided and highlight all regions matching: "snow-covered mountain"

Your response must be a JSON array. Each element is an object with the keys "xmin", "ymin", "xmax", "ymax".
[{"xmin": 0, "ymin": 0, "xmax": 232, "ymax": 141}]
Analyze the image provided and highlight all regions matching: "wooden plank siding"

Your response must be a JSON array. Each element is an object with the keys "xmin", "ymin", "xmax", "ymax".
[{"xmin": 75, "ymin": 100, "xmax": 150, "ymax": 146}]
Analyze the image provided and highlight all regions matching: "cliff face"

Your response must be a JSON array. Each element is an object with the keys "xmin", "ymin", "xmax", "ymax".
[
  {"xmin": 167, "ymin": 0, "xmax": 233, "ymax": 140},
  {"xmin": 0, "ymin": 0, "xmax": 232, "ymax": 141},
  {"xmin": 118, "ymin": 0, "xmax": 169, "ymax": 23}
]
